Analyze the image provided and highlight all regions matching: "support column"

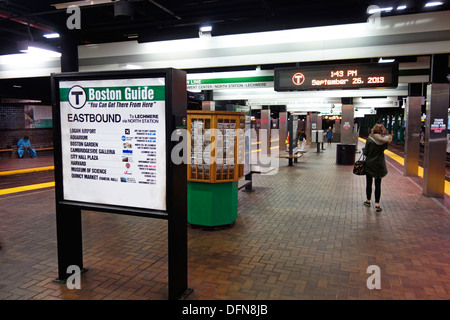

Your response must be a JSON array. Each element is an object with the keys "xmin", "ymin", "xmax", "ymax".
[
  {"xmin": 404, "ymin": 97, "xmax": 422, "ymax": 177},
  {"xmin": 260, "ymin": 108, "xmax": 271, "ymax": 156},
  {"xmin": 423, "ymin": 54, "xmax": 449, "ymax": 198},
  {"xmin": 55, "ymin": 32, "xmax": 83, "ymax": 282},
  {"xmin": 288, "ymin": 112, "xmax": 294, "ymax": 166},
  {"xmin": 393, "ymin": 111, "xmax": 399, "ymax": 143},
  {"xmin": 310, "ymin": 112, "xmax": 318, "ymax": 148},
  {"xmin": 340, "ymin": 105, "xmax": 354, "ymax": 144},
  {"xmin": 334, "ymin": 119, "xmax": 341, "ymax": 142},
  {"xmin": 399, "ymin": 111, "xmax": 404, "ymax": 143},
  {"xmin": 423, "ymin": 83, "xmax": 449, "ymax": 197},
  {"xmin": 60, "ymin": 32, "xmax": 79, "ymax": 72},
  {"xmin": 279, "ymin": 112, "xmax": 287, "ymax": 152}
]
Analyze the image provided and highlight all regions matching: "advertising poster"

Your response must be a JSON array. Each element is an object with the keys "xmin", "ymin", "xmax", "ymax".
[
  {"xmin": 24, "ymin": 105, "xmax": 53, "ymax": 128},
  {"xmin": 59, "ymin": 77, "xmax": 166, "ymax": 211}
]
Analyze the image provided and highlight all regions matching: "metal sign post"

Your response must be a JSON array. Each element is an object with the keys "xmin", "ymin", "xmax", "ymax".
[{"xmin": 51, "ymin": 68, "xmax": 189, "ymax": 300}]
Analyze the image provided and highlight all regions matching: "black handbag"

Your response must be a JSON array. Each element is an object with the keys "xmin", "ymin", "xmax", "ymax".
[{"xmin": 353, "ymin": 154, "xmax": 366, "ymax": 175}]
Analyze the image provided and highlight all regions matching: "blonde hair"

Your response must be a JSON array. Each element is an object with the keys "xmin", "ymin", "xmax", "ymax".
[{"xmin": 371, "ymin": 123, "xmax": 388, "ymax": 135}]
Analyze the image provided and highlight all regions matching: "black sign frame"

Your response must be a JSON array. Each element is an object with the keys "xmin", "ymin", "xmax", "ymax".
[
  {"xmin": 274, "ymin": 62, "xmax": 399, "ymax": 91},
  {"xmin": 51, "ymin": 68, "xmax": 189, "ymax": 300}
]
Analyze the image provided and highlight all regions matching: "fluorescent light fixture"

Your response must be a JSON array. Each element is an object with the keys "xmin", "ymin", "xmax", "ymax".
[
  {"xmin": 18, "ymin": 41, "xmax": 61, "ymax": 57},
  {"xmin": 425, "ymin": 1, "xmax": 444, "ymax": 7},
  {"xmin": 378, "ymin": 57, "xmax": 395, "ymax": 63},
  {"xmin": 367, "ymin": 6, "xmax": 393, "ymax": 14},
  {"xmin": 43, "ymin": 33, "xmax": 60, "ymax": 39},
  {"xmin": 23, "ymin": 46, "xmax": 62, "ymax": 57},
  {"xmin": 397, "ymin": 5, "xmax": 407, "ymax": 10},
  {"xmin": 199, "ymin": 25, "xmax": 212, "ymax": 33},
  {"xmin": 119, "ymin": 63, "xmax": 143, "ymax": 70},
  {"xmin": 199, "ymin": 24, "xmax": 213, "ymax": 37}
]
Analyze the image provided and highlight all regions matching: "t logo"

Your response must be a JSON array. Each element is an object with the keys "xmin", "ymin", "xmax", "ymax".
[
  {"xmin": 68, "ymin": 85, "xmax": 87, "ymax": 109},
  {"xmin": 292, "ymin": 72, "xmax": 305, "ymax": 86},
  {"xmin": 366, "ymin": 265, "xmax": 381, "ymax": 289}
]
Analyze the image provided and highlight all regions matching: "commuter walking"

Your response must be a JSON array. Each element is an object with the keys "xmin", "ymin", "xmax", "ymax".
[{"xmin": 362, "ymin": 123, "xmax": 392, "ymax": 212}]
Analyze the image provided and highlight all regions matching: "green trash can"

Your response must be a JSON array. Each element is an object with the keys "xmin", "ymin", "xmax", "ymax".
[{"xmin": 187, "ymin": 181, "xmax": 238, "ymax": 227}]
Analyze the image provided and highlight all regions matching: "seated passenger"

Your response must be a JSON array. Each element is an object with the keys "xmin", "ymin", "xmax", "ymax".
[{"xmin": 17, "ymin": 136, "xmax": 37, "ymax": 158}]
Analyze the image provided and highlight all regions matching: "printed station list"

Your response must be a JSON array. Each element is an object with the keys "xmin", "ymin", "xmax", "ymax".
[{"xmin": 68, "ymin": 103, "xmax": 160, "ymax": 186}]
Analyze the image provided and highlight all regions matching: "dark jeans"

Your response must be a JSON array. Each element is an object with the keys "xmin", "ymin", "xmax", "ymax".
[{"xmin": 366, "ymin": 174, "xmax": 382, "ymax": 203}]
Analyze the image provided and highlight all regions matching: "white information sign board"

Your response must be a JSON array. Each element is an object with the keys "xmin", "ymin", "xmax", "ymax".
[{"xmin": 59, "ymin": 78, "xmax": 166, "ymax": 211}]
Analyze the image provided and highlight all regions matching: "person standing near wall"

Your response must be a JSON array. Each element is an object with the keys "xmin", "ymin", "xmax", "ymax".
[{"xmin": 362, "ymin": 123, "xmax": 392, "ymax": 212}]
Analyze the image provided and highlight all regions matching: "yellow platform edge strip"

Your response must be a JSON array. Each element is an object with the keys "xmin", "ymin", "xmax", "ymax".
[
  {"xmin": 0, "ymin": 166, "xmax": 55, "ymax": 176},
  {"xmin": 0, "ymin": 181, "xmax": 55, "ymax": 196},
  {"xmin": 358, "ymin": 137, "xmax": 449, "ymax": 196}
]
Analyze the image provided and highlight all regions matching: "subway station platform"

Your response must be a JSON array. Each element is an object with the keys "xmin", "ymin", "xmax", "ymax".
[{"xmin": 0, "ymin": 141, "xmax": 449, "ymax": 300}]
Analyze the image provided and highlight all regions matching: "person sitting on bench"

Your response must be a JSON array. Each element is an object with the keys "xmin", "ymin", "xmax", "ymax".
[{"xmin": 17, "ymin": 136, "xmax": 37, "ymax": 158}]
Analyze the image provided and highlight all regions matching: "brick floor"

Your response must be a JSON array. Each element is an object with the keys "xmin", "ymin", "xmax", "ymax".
[{"xmin": 0, "ymin": 142, "xmax": 449, "ymax": 300}]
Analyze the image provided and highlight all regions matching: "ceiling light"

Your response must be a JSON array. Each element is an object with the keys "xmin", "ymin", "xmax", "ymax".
[
  {"xmin": 199, "ymin": 25, "xmax": 212, "ymax": 33},
  {"xmin": 43, "ymin": 33, "xmax": 60, "ymax": 39},
  {"xmin": 199, "ymin": 24, "xmax": 213, "ymax": 37},
  {"xmin": 425, "ymin": 1, "xmax": 444, "ymax": 7},
  {"xmin": 396, "ymin": 5, "xmax": 407, "ymax": 10},
  {"xmin": 378, "ymin": 58, "xmax": 395, "ymax": 63},
  {"xmin": 23, "ymin": 46, "xmax": 61, "ymax": 57},
  {"xmin": 367, "ymin": 6, "xmax": 393, "ymax": 14},
  {"xmin": 200, "ymin": 26, "xmax": 212, "ymax": 33},
  {"xmin": 18, "ymin": 41, "xmax": 61, "ymax": 57}
]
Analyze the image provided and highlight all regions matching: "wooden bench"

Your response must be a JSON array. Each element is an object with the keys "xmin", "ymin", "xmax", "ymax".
[
  {"xmin": 278, "ymin": 147, "xmax": 308, "ymax": 159},
  {"xmin": 2, "ymin": 146, "xmax": 54, "ymax": 158},
  {"xmin": 0, "ymin": 148, "xmax": 13, "ymax": 158},
  {"xmin": 278, "ymin": 147, "xmax": 308, "ymax": 165},
  {"xmin": 238, "ymin": 165, "xmax": 276, "ymax": 192},
  {"xmin": 35, "ymin": 147, "xmax": 54, "ymax": 152}
]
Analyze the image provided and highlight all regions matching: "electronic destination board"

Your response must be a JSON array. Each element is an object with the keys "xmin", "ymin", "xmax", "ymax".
[{"xmin": 274, "ymin": 62, "xmax": 399, "ymax": 91}]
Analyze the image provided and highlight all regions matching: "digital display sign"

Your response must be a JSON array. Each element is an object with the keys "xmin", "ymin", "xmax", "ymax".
[{"xmin": 274, "ymin": 62, "xmax": 399, "ymax": 91}]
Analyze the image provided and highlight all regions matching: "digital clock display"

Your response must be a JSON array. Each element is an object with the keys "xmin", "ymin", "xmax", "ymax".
[{"xmin": 274, "ymin": 62, "xmax": 399, "ymax": 91}]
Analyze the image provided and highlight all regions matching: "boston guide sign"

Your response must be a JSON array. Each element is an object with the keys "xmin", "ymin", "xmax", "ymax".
[
  {"xmin": 274, "ymin": 62, "xmax": 399, "ymax": 91},
  {"xmin": 59, "ymin": 77, "xmax": 167, "ymax": 211},
  {"xmin": 52, "ymin": 69, "xmax": 189, "ymax": 300}
]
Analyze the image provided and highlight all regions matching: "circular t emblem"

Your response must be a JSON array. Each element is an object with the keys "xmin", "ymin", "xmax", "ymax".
[
  {"xmin": 68, "ymin": 85, "xmax": 87, "ymax": 109},
  {"xmin": 292, "ymin": 72, "xmax": 305, "ymax": 86}
]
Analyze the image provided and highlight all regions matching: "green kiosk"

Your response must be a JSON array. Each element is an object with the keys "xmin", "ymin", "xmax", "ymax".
[{"xmin": 187, "ymin": 111, "xmax": 246, "ymax": 227}]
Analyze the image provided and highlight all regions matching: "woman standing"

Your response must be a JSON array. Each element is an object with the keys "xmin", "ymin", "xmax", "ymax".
[{"xmin": 363, "ymin": 123, "xmax": 392, "ymax": 212}]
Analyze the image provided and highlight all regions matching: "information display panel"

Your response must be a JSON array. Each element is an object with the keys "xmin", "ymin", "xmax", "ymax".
[
  {"xmin": 56, "ymin": 76, "xmax": 167, "ymax": 212},
  {"xmin": 274, "ymin": 62, "xmax": 399, "ymax": 91}
]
